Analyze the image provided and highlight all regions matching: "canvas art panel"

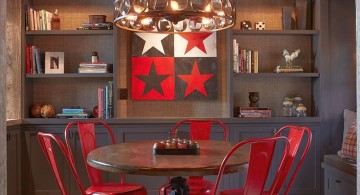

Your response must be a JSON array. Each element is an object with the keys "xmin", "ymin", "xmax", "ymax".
[{"xmin": 45, "ymin": 52, "xmax": 64, "ymax": 74}]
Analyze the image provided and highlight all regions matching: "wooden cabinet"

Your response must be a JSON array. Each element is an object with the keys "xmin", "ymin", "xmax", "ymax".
[
  {"xmin": 322, "ymin": 155, "xmax": 356, "ymax": 195},
  {"xmin": 21, "ymin": 120, "xmax": 321, "ymax": 195},
  {"xmin": 7, "ymin": 125, "xmax": 21, "ymax": 195},
  {"xmin": 23, "ymin": 0, "xmax": 116, "ymax": 118}
]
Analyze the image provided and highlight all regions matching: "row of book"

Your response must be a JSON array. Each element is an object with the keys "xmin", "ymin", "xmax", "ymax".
[
  {"xmin": 25, "ymin": 45, "xmax": 43, "ymax": 74},
  {"xmin": 79, "ymin": 62, "xmax": 113, "ymax": 73},
  {"xmin": 238, "ymin": 107, "xmax": 272, "ymax": 118},
  {"xmin": 77, "ymin": 22, "xmax": 113, "ymax": 30},
  {"xmin": 25, "ymin": 5, "xmax": 53, "ymax": 31},
  {"xmin": 233, "ymin": 39, "xmax": 259, "ymax": 74},
  {"xmin": 97, "ymin": 81, "xmax": 114, "ymax": 119}
]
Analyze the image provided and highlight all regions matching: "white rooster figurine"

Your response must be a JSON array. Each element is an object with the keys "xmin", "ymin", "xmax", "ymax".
[{"xmin": 283, "ymin": 49, "xmax": 300, "ymax": 66}]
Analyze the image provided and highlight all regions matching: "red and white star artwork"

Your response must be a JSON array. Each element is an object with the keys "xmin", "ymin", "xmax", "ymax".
[
  {"xmin": 174, "ymin": 32, "xmax": 217, "ymax": 57},
  {"xmin": 177, "ymin": 60, "xmax": 214, "ymax": 97}
]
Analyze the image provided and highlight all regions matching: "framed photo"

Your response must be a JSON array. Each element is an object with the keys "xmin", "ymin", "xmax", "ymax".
[{"xmin": 45, "ymin": 52, "xmax": 64, "ymax": 74}]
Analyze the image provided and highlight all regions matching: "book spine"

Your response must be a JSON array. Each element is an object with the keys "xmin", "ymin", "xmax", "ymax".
[
  {"xmin": 35, "ymin": 47, "xmax": 42, "ymax": 73},
  {"xmin": 232, "ymin": 39, "xmax": 238, "ymax": 73},
  {"xmin": 254, "ymin": 51, "xmax": 259, "ymax": 73},
  {"xmin": 108, "ymin": 81, "xmax": 113, "ymax": 118},
  {"xmin": 105, "ymin": 85, "xmax": 109, "ymax": 119},
  {"xmin": 25, "ymin": 4, "xmax": 29, "ymax": 30},
  {"xmin": 25, "ymin": 45, "xmax": 31, "ymax": 74},
  {"xmin": 29, "ymin": 7, "xmax": 34, "ymax": 30},
  {"xmin": 97, "ymin": 88, "xmax": 103, "ymax": 118}
]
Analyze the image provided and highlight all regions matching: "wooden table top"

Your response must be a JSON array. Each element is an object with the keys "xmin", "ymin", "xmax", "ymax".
[{"xmin": 87, "ymin": 140, "xmax": 249, "ymax": 176}]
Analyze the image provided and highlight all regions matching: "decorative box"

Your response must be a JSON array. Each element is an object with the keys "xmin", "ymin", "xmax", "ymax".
[
  {"xmin": 89, "ymin": 15, "xmax": 106, "ymax": 23},
  {"xmin": 240, "ymin": 21, "xmax": 252, "ymax": 30},
  {"xmin": 256, "ymin": 22, "xmax": 266, "ymax": 30}
]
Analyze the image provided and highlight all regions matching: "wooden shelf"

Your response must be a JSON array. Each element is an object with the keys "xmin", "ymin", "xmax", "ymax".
[
  {"xmin": 26, "ymin": 73, "xmax": 113, "ymax": 78},
  {"xmin": 25, "ymin": 30, "xmax": 114, "ymax": 35},
  {"xmin": 232, "ymin": 30, "xmax": 319, "ymax": 35},
  {"xmin": 21, "ymin": 117, "xmax": 321, "ymax": 125},
  {"xmin": 233, "ymin": 72, "xmax": 320, "ymax": 78}
]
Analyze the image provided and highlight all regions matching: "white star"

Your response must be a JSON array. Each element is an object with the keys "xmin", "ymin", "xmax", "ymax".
[{"xmin": 136, "ymin": 33, "xmax": 168, "ymax": 55}]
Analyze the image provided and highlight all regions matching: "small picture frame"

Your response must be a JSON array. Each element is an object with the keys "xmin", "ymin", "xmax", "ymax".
[{"xmin": 45, "ymin": 52, "xmax": 64, "ymax": 74}]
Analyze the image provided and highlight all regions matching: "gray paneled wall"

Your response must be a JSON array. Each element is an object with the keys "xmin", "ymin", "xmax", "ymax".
[
  {"xmin": 0, "ymin": 0, "xmax": 7, "ymax": 194},
  {"xmin": 355, "ymin": 0, "xmax": 360, "ymax": 193}
]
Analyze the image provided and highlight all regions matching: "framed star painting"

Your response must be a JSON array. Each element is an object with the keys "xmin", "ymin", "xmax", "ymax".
[{"xmin": 131, "ymin": 32, "xmax": 217, "ymax": 101}]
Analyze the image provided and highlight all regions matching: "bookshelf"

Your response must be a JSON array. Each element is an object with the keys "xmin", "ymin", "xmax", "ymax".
[
  {"xmin": 23, "ymin": 0, "xmax": 116, "ymax": 118},
  {"xmin": 22, "ymin": 0, "xmax": 323, "ymax": 120}
]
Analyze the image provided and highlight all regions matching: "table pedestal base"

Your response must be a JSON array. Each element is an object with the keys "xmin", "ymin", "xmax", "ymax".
[{"xmin": 164, "ymin": 177, "xmax": 189, "ymax": 195}]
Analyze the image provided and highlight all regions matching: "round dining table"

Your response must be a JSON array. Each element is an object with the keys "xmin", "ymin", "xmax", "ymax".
[
  {"xmin": 87, "ymin": 140, "xmax": 249, "ymax": 195},
  {"xmin": 87, "ymin": 140, "xmax": 249, "ymax": 176}
]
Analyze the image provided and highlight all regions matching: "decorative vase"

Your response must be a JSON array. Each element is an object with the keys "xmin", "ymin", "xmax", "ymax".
[
  {"xmin": 249, "ymin": 92, "xmax": 259, "ymax": 107},
  {"xmin": 295, "ymin": 0, "xmax": 308, "ymax": 30}
]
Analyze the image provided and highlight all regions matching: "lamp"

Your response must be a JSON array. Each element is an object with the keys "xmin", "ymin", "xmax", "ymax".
[{"xmin": 113, "ymin": 0, "xmax": 236, "ymax": 33}]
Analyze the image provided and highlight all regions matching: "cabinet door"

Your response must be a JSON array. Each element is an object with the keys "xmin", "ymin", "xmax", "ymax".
[
  {"xmin": 7, "ymin": 127, "xmax": 21, "ymax": 195},
  {"xmin": 324, "ymin": 171, "xmax": 356, "ymax": 195},
  {"xmin": 23, "ymin": 130, "xmax": 69, "ymax": 195}
]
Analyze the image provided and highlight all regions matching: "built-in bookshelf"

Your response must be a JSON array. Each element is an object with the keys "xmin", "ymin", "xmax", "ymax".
[
  {"xmin": 23, "ymin": 0, "xmax": 116, "ymax": 118},
  {"xmin": 22, "ymin": 0, "xmax": 322, "ymax": 120}
]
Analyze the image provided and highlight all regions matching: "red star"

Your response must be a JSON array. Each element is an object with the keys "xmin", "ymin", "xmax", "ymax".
[
  {"xmin": 180, "ymin": 33, "xmax": 212, "ymax": 54},
  {"xmin": 177, "ymin": 61, "xmax": 214, "ymax": 97}
]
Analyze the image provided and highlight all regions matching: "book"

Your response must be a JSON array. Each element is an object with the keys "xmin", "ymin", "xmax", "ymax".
[
  {"xmin": 25, "ymin": 45, "xmax": 31, "ymax": 73},
  {"xmin": 81, "ymin": 22, "xmax": 113, "ymax": 28},
  {"xmin": 77, "ymin": 26, "xmax": 112, "ymax": 30},
  {"xmin": 62, "ymin": 108, "xmax": 85, "ymax": 114},
  {"xmin": 97, "ymin": 88, "xmax": 103, "ymax": 118},
  {"xmin": 274, "ymin": 65, "xmax": 304, "ymax": 73},
  {"xmin": 56, "ymin": 113, "xmax": 89, "ymax": 119},
  {"xmin": 108, "ymin": 81, "xmax": 113, "ymax": 118},
  {"xmin": 239, "ymin": 107, "xmax": 272, "ymax": 118}
]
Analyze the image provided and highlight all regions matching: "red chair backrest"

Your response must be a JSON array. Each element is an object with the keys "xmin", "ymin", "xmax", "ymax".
[
  {"xmin": 272, "ymin": 125, "xmax": 312, "ymax": 194},
  {"xmin": 212, "ymin": 136, "xmax": 291, "ymax": 195},
  {"xmin": 65, "ymin": 121, "xmax": 116, "ymax": 186},
  {"xmin": 37, "ymin": 132, "xmax": 85, "ymax": 195},
  {"xmin": 170, "ymin": 119, "xmax": 228, "ymax": 141}
]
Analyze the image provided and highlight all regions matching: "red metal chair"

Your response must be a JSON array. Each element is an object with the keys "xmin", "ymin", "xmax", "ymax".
[
  {"xmin": 159, "ymin": 119, "xmax": 229, "ymax": 195},
  {"xmin": 65, "ymin": 121, "xmax": 147, "ymax": 195},
  {"xmin": 212, "ymin": 136, "xmax": 291, "ymax": 195},
  {"xmin": 37, "ymin": 132, "xmax": 86, "ymax": 195},
  {"xmin": 270, "ymin": 125, "xmax": 312, "ymax": 195}
]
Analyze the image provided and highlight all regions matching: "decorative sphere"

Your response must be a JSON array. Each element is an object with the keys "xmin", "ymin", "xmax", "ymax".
[
  {"xmin": 93, "ymin": 105, "xmax": 99, "ymax": 118},
  {"xmin": 41, "ymin": 104, "xmax": 56, "ymax": 118},
  {"xmin": 30, "ymin": 104, "xmax": 42, "ymax": 118}
]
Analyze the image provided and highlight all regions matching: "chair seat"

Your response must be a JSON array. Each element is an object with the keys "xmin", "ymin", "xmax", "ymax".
[
  {"xmin": 159, "ymin": 178, "xmax": 214, "ymax": 195},
  {"xmin": 86, "ymin": 182, "xmax": 147, "ymax": 195}
]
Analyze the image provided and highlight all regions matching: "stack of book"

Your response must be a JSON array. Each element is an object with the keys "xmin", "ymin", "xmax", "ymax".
[
  {"xmin": 78, "ymin": 62, "xmax": 113, "ymax": 73},
  {"xmin": 97, "ymin": 81, "xmax": 114, "ymax": 119},
  {"xmin": 25, "ymin": 4, "xmax": 54, "ymax": 31},
  {"xmin": 56, "ymin": 107, "xmax": 89, "ymax": 119},
  {"xmin": 239, "ymin": 107, "xmax": 272, "ymax": 118},
  {"xmin": 77, "ymin": 22, "xmax": 113, "ymax": 30},
  {"xmin": 233, "ymin": 39, "xmax": 259, "ymax": 74},
  {"xmin": 25, "ymin": 45, "xmax": 42, "ymax": 74}
]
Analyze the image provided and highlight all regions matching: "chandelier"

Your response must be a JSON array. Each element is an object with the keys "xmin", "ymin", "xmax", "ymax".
[{"xmin": 113, "ymin": 0, "xmax": 236, "ymax": 33}]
